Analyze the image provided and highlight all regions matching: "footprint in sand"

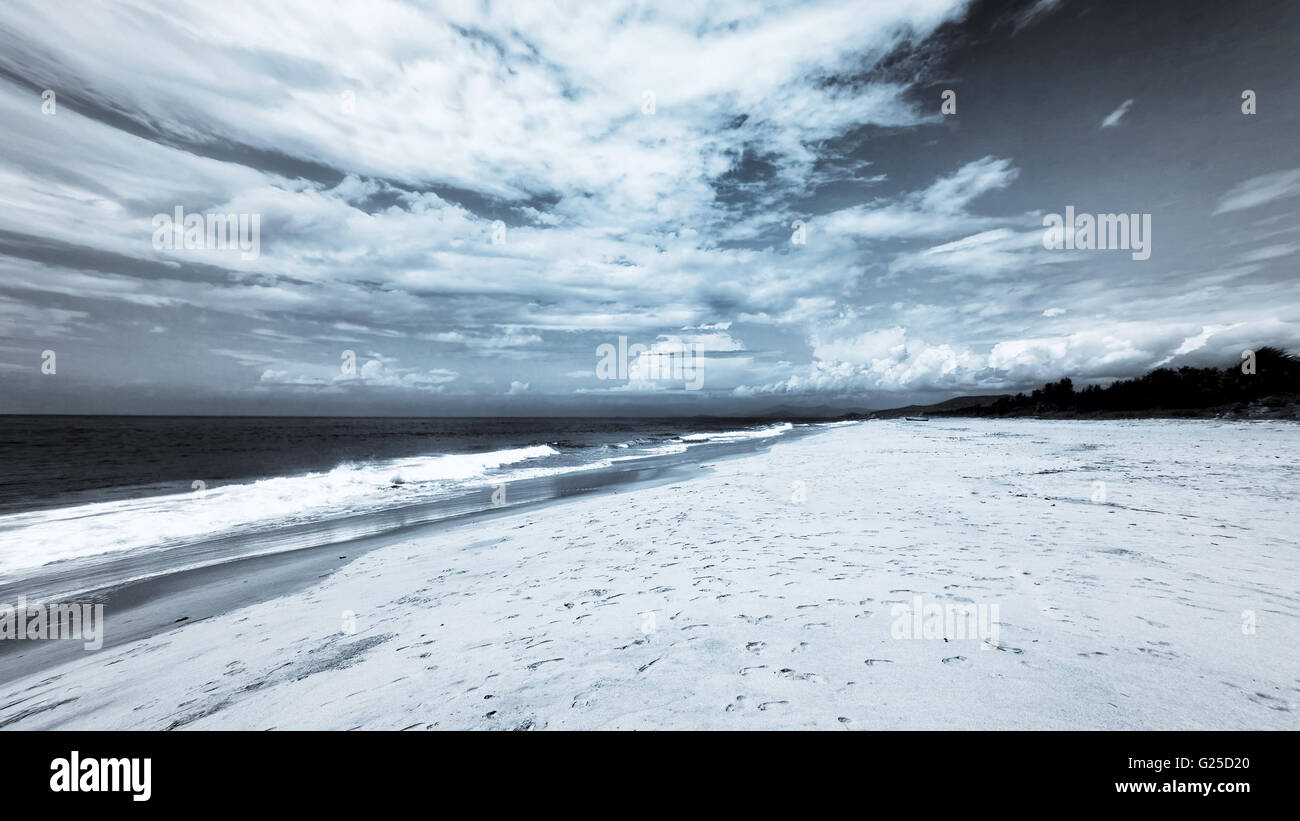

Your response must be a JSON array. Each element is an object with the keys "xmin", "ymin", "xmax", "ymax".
[
  {"xmin": 724, "ymin": 695, "xmax": 746, "ymax": 712},
  {"xmin": 986, "ymin": 641, "xmax": 1024, "ymax": 654},
  {"xmin": 1245, "ymin": 691, "xmax": 1291, "ymax": 712},
  {"xmin": 941, "ymin": 656, "xmax": 969, "ymax": 666},
  {"xmin": 777, "ymin": 668, "xmax": 823, "ymax": 683},
  {"xmin": 758, "ymin": 700, "xmax": 788, "ymax": 711},
  {"xmin": 1136, "ymin": 646, "xmax": 1178, "ymax": 660},
  {"xmin": 745, "ymin": 641, "xmax": 766, "ymax": 654},
  {"xmin": 862, "ymin": 658, "xmax": 893, "ymax": 666}
]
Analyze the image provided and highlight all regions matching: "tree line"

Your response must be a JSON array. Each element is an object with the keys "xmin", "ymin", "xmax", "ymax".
[{"xmin": 973, "ymin": 347, "xmax": 1300, "ymax": 416}]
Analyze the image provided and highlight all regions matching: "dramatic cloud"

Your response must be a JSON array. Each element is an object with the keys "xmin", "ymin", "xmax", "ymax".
[{"xmin": 1, "ymin": 0, "xmax": 1297, "ymax": 414}]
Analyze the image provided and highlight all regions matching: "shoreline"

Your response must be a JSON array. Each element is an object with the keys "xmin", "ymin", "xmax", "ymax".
[
  {"xmin": 1, "ymin": 418, "xmax": 1295, "ymax": 730},
  {"xmin": 0, "ymin": 430, "xmax": 802, "ymax": 687}
]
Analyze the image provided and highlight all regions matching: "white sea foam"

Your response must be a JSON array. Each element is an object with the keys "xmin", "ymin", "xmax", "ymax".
[
  {"xmin": 0, "ymin": 424, "xmax": 802, "ymax": 579},
  {"xmin": 0, "ymin": 444, "xmax": 561, "ymax": 576},
  {"xmin": 609, "ymin": 442, "xmax": 688, "ymax": 462},
  {"xmin": 610, "ymin": 422, "xmax": 797, "ymax": 462},
  {"xmin": 678, "ymin": 422, "xmax": 794, "ymax": 443}
]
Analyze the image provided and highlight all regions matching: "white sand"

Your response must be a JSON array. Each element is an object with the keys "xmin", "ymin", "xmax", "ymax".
[{"xmin": 2, "ymin": 419, "xmax": 1297, "ymax": 730}]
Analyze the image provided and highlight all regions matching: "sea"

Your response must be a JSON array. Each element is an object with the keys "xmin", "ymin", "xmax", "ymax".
[{"xmin": 0, "ymin": 415, "xmax": 822, "ymax": 600}]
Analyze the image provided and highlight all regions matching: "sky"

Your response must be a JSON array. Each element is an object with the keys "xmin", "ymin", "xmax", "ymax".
[{"xmin": 1, "ymin": 0, "xmax": 1298, "ymax": 416}]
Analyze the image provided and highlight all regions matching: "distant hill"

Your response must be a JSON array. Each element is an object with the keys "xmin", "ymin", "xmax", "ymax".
[
  {"xmin": 756, "ymin": 404, "xmax": 868, "ymax": 420},
  {"xmin": 867, "ymin": 394, "xmax": 1007, "ymax": 419}
]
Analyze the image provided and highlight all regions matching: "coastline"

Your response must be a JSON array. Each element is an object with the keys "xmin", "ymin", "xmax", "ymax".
[
  {"xmin": 0, "ymin": 428, "xmax": 806, "ymax": 687},
  {"xmin": 1, "ymin": 418, "xmax": 1296, "ymax": 730}
]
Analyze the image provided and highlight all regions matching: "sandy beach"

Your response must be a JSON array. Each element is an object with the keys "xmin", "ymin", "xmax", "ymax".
[{"xmin": 2, "ymin": 419, "xmax": 1297, "ymax": 730}]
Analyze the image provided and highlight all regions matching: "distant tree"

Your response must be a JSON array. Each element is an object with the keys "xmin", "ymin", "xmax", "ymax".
[{"xmin": 974, "ymin": 348, "xmax": 1299, "ymax": 416}]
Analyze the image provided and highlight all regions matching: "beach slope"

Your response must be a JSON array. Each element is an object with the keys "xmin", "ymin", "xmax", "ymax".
[{"xmin": 2, "ymin": 419, "xmax": 1296, "ymax": 730}]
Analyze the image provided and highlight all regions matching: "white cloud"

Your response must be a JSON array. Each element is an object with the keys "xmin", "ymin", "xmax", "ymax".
[
  {"xmin": 3, "ymin": 1, "xmax": 1297, "ymax": 411},
  {"xmin": 1100, "ymin": 98, "xmax": 1134, "ymax": 128},
  {"xmin": 1013, "ymin": 0, "xmax": 1065, "ymax": 32},
  {"xmin": 889, "ymin": 226, "xmax": 1065, "ymax": 277},
  {"xmin": 1214, "ymin": 168, "xmax": 1300, "ymax": 214},
  {"xmin": 821, "ymin": 156, "xmax": 1021, "ymax": 240},
  {"xmin": 1236, "ymin": 243, "xmax": 1300, "ymax": 263}
]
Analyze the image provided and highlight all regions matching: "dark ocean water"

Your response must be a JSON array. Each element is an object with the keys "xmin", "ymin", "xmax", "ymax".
[
  {"xmin": 0, "ymin": 415, "xmax": 782, "ymax": 515},
  {"xmin": 0, "ymin": 415, "xmax": 810, "ymax": 594}
]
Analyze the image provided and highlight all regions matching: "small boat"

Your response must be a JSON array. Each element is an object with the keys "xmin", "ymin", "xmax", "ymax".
[{"xmin": 904, "ymin": 416, "xmax": 930, "ymax": 421}]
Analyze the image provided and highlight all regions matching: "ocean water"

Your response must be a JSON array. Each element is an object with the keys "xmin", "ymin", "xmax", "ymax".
[{"xmin": 0, "ymin": 415, "xmax": 805, "ymax": 595}]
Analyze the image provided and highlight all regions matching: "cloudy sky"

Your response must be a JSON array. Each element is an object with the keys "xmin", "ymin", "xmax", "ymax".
[{"xmin": 1, "ymin": 0, "xmax": 1298, "ymax": 415}]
